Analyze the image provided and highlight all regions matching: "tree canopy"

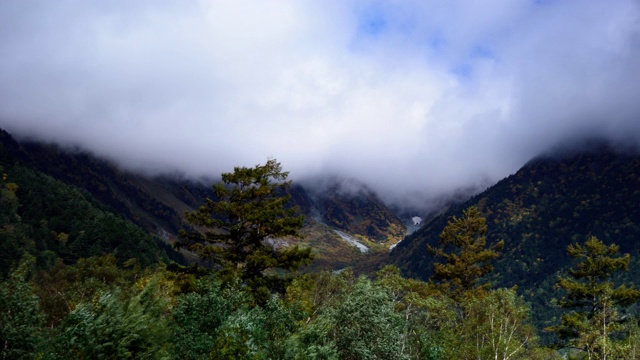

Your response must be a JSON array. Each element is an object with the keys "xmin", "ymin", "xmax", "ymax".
[
  {"xmin": 427, "ymin": 206, "xmax": 504, "ymax": 299},
  {"xmin": 548, "ymin": 236, "xmax": 640, "ymax": 359},
  {"xmin": 178, "ymin": 159, "xmax": 312, "ymax": 302}
]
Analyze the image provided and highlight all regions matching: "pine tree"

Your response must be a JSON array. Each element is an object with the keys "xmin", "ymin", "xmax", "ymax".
[
  {"xmin": 427, "ymin": 206, "xmax": 503, "ymax": 299},
  {"xmin": 548, "ymin": 236, "xmax": 640, "ymax": 359},
  {"xmin": 178, "ymin": 159, "xmax": 312, "ymax": 303}
]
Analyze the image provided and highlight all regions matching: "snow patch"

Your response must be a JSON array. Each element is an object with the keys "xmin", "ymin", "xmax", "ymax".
[
  {"xmin": 334, "ymin": 230, "xmax": 369, "ymax": 253},
  {"xmin": 389, "ymin": 239, "xmax": 403, "ymax": 252}
]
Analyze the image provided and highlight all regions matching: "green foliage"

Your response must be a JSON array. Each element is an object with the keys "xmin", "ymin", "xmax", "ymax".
[
  {"xmin": 392, "ymin": 150, "xmax": 640, "ymax": 343},
  {"xmin": 35, "ymin": 254, "xmax": 141, "ymax": 327},
  {"xmin": 0, "ymin": 255, "xmax": 556, "ymax": 359},
  {"xmin": 13, "ymin": 166, "xmax": 164, "ymax": 266},
  {"xmin": 0, "ymin": 165, "xmax": 170, "ymax": 276},
  {"xmin": 615, "ymin": 321, "xmax": 640, "ymax": 359},
  {"xmin": 285, "ymin": 269, "xmax": 358, "ymax": 322},
  {"xmin": 374, "ymin": 265, "xmax": 444, "ymax": 359},
  {"xmin": 458, "ymin": 288, "xmax": 537, "ymax": 360},
  {"xmin": 0, "ymin": 176, "xmax": 33, "ymax": 277},
  {"xmin": 179, "ymin": 159, "xmax": 311, "ymax": 303},
  {"xmin": 50, "ymin": 276, "xmax": 171, "ymax": 359},
  {"xmin": 211, "ymin": 294, "xmax": 304, "ymax": 359},
  {"xmin": 285, "ymin": 315, "xmax": 339, "ymax": 360},
  {"xmin": 374, "ymin": 266, "xmax": 541, "ymax": 359},
  {"xmin": 0, "ymin": 255, "xmax": 45, "ymax": 360},
  {"xmin": 170, "ymin": 278, "xmax": 235, "ymax": 359},
  {"xmin": 330, "ymin": 276, "xmax": 407, "ymax": 360},
  {"xmin": 285, "ymin": 274, "xmax": 408, "ymax": 359},
  {"xmin": 548, "ymin": 236, "xmax": 640, "ymax": 359},
  {"xmin": 428, "ymin": 207, "xmax": 504, "ymax": 299}
]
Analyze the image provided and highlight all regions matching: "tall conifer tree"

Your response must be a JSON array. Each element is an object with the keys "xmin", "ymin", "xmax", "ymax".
[
  {"xmin": 178, "ymin": 159, "xmax": 311, "ymax": 303},
  {"xmin": 428, "ymin": 206, "xmax": 503, "ymax": 299},
  {"xmin": 549, "ymin": 236, "xmax": 640, "ymax": 359}
]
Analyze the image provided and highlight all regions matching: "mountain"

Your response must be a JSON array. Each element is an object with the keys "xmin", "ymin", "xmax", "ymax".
[
  {"xmin": 0, "ymin": 128, "xmax": 407, "ymax": 271},
  {"xmin": 387, "ymin": 143, "xmax": 640, "ymax": 336},
  {"xmin": 307, "ymin": 178, "xmax": 406, "ymax": 240},
  {"xmin": 7, "ymin": 125, "xmax": 640, "ymax": 344},
  {"xmin": 0, "ymin": 130, "xmax": 186, "ymax": 275}
]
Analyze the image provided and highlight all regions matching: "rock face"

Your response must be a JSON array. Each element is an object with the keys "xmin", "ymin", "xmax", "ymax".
[{"xmin": 311, "ymin": 179, "xmax": 406, "ymax": 245}]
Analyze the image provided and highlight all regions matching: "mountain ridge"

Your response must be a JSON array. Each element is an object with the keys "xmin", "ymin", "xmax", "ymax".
[
  {"xmin": 0, "ymin": 128, "xmax": 410, "ymax": 270},
  {"xmin": 6, "ymin": 126, "xmax": 640, "ymax": 340},
  {"xmin": 385, "ymin": 144, "xmax": 640, "ymax": 338}
]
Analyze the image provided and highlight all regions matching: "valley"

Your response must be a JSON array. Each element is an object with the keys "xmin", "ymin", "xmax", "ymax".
[{"xmin": 3, "ymin": 127, "xmax": 640, "ymax": 357}]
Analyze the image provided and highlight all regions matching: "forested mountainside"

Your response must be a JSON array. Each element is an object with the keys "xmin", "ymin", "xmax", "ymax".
[
  {"xmin": 389, "ymin": 144, "xmax": 640, "ymax": 335},
  {"xmin": 0, "ymin": 130, "xmax": 184, "ymax": 277},
  {"xmin": 3, "ymin": 130, "xmax": 205, "ymax": 236},
  {"xmin": 5, "ymin": 126, "xmax": 640, "ymax": 358},
  {"xmin": 0, "ymin": 129, "xmax": 406, "ymax": 271}
]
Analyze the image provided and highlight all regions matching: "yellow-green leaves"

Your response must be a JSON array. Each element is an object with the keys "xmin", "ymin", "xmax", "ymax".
[{"xmin": 428, "ymin": 206, "xmax": 504, "ymax": 299}]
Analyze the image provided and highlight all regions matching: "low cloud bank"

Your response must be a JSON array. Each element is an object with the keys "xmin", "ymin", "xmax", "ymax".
[{"xmin": 1, "ymin": 1, "xmax": 639, "ymax": 211}]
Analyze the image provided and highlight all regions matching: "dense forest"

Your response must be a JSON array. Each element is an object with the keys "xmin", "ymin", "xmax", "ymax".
[
  {"xmin": 3, "ymin": 129, "xmax": 640, "ymax": 359},
  {"xmin": 0, "ymin": 129, "xmax": 407, "ymax": 272},
  {"xmin": 389, "ymin": 145, "xmax": 640, "ymax": 343}
]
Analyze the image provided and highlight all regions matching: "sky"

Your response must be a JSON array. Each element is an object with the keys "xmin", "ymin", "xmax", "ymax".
[{"xmin": 1, "ymin": 1, "xmax": 639, "ymax": 210}]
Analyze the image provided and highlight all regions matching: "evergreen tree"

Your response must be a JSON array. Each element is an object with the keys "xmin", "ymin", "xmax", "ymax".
[
  {"xmin": 427, "ymin": 207, "xmax": 503, "ymax": 299},
  {"xmin": 548, "ymin": 236, "xmax": 640, "ymax": 359},
  {"xmin": 178, "ymin": 159, "xmax": 312, "ymax": 303}
]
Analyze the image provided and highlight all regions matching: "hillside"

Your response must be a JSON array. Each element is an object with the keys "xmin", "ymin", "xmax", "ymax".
[
  {"xmin": 0, "ymin": 131, "xmax": 185, "ymax": 276},
  {"xmin": 5, "ymin": 126, "xmax": 640, "ymax": 355},
  {"xmin": 388, "ymin": 143, "xmax": 640, "ymax": 334},
  {"xmin": 313, "ymin": 179, "xmax": 406, "ymax": 244},
  {"xmin": 0, "ymin": 129, "xmax": 406, "ymax": 271}
]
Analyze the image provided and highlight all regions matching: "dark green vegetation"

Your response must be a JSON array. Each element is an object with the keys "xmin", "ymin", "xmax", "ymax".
[
  {"xmin": 177, "ymin": 159, "xmax": 312, "ymax": 304},
  {"xmin": 3, "ymin": 127, "xmax": 640, "ymax": 359},
  {"xmin": 0, "ymin": 132, "xmax": 181, "ymax": 277},
  {"xmin": 390, "ymin": 145, "xmax": 640, "ymax": 342},
  {"xmin": 2, "ymin": 253, "xmax": 555, "ymax": 359},
  {"xmin": 428, "ymin": 206, "xmax": 504, "ymax": 300},
  {"xmin": 9, "ymin": 227, "xmax": 634, "ymax": 358},
  {"xmin": 0, "ymin": 129, "xmax": 405, "ymax": 271},
  {"xmin": 548, "ymin": 236, "xmax": 640, "ymax": 358}
]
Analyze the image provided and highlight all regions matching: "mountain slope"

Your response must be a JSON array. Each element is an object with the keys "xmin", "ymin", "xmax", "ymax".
[
  {"xmin": 392, "ymin": 147, "xmax": 640, "ymax": 280},
  {"xmin": 0, "ymin": 128, "xmax": 406, "ymax": 271},
  {"xmin": 388, "ymin": 144, "xmax": 640, "ymax": 334},
  {"xmin": 0, "ymin": 131, "xmax": 185, "ymax": 275},
  {"xmin": 315, "ymin": 181, "xmax": 405, "ymax": 244}
]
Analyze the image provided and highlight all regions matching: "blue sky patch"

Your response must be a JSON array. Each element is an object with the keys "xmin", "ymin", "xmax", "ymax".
[{"xmin": 357, "ymin": 6, "xmax": 387, "ymax": 38}]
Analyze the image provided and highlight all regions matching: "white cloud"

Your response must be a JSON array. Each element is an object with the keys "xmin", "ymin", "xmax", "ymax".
[{"xmin": 1, "ymin": 0, "xmax": 639, "ymax": 210}]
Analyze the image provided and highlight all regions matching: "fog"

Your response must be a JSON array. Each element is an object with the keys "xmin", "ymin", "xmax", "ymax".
[{"xmin": 1, "ymin": 1, "xmax": 639, "ymax": 211}]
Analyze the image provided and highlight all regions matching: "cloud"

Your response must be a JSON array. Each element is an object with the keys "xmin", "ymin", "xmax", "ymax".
[{"xmin": 1, "ymin": 0, "xmax": 639, "ymax": 211}]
